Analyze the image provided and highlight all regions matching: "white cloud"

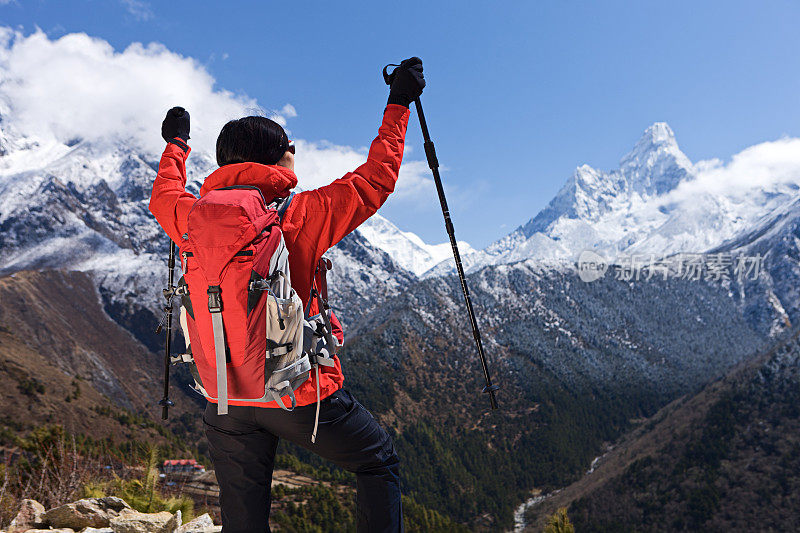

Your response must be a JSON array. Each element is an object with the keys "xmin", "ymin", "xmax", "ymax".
[
  {"xmin": 664, "ymin": 137, "xmax": 800, "ymax": 203},
  {"xmin": 120, "ymin": 0, "xmax": 153, "ymax": 21},
  {"xmin": 293, "ymin": 140, "xmax": 365, "ymax": 189},
  {"xmin": 294, "ymin": 140, "xmax": 432, "ymax": 199},
  {"xmin": 0, "ymin": 28, "xmax": 254, "ymax": 155},
  {"xmin": 0, "ymin": 28, "xmax": 431, "ymax": 201},
  {"xmin": 395, "ymin": 160, "xmax": 434, "ymax": 199},
  {"xmin": 280, "ymin": 103, "xmax": 297, "ymax": 118}
]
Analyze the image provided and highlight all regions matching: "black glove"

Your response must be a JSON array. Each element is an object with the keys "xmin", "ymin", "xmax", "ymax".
[
  {"xmin": 161, "ymin": 107, "xmax": 190, "ymax": 149},
  {"xmin": 387, "ymin": 57, "xmax": 425, "ymax": 108}
]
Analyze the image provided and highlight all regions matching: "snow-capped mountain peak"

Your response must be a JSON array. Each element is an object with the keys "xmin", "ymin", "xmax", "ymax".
[
  {"xmin": 443, "ymin": 121, "xmax": 800, "ymax": 276},
  {"xmin": 619, "ymin": 122, "xmax": 692, "ymax": 197},
  {"xmin": 356, "ymin": 214, "xmax": 474, "ymax": 277},
  {"xmin": 628, "ymin": 122, "xmax": 677, "ymax": 154}
]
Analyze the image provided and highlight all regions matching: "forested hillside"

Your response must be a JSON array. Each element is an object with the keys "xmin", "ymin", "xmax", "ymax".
[{"xmin": 525, "ymin": 329, "xmax": 800, "ymax": 532}]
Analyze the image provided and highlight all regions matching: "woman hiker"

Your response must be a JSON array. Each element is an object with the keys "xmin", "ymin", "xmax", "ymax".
[{"xmin": 149, "ymin": 57, "xmax": 425, "ymax": 532}]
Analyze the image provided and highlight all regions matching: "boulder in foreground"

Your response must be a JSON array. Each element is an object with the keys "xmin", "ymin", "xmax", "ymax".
[
  {"xmin": 8, "ymin": 499, "xmax": 46, "ymax": 533},
  {"xmin": 42, "ymin": 497, "xmax": 132, "ymax": 530},
  {"xmin": 109, "ymin": 510, "xmax": 180, "ymax": 533},
  {"xmin": 175, "ymin": 513, "xmax": 215, "ymax": 533}
]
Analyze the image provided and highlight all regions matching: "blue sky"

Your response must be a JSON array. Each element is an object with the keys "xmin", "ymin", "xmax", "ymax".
[{"xmin": 2, "ymin": 0, "xmax": 800, "ymax": 248}]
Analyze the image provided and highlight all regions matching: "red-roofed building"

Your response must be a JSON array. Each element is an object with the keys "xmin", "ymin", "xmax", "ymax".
[{"xmin": 161, "ymin": 459, "xmax": 206, "ymax": 474}]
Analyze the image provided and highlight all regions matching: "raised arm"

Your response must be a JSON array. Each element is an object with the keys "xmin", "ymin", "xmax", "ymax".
[
  {"xmin": 281, "ymin": 103, "xmax": 411, "ymax": 251},
  {"xmin": 282, "ymin": 58, "xmax": 424, "ymax": 255},
  {"xmin": 149, "ymin": 107, "xmax": 196, "ymax": 243}
]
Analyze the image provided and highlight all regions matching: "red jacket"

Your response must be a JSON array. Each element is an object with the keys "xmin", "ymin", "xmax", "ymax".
[{"xmin": 149, "ymin": 104, "xmax": 410, "ymax": 408}]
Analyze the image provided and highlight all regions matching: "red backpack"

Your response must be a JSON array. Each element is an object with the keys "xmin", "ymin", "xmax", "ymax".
[{"xmin": 175, "ymin": 185, "xmax": 338, "ymax": 442}]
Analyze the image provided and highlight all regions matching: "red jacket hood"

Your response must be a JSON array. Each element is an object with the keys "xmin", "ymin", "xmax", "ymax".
[{"xmin": 199, "ymin": 162, "xmax": 298, "ymax": 200}]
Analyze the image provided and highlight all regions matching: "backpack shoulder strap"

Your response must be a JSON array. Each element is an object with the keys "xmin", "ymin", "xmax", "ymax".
[
  {"xmin": 275, "ymin": 193, "xmax": 295, "ymax": 221},
  {"xmin": 207, "ymin": 284, "xmax": 228, "ymax": 415}
]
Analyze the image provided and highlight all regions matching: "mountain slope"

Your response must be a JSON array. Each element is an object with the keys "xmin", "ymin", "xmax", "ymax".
[
  {"xmin": 337, "ymin": 258, "xmax": 778, "ymax": 529},
  {"xmin": 523, "ymin": 328, "xmax": 800, "ymax": 532},
  {"xmin": 0, "ymin": 270, "xmax": 200, "ymax": 445},
  {"xmin": 710, "ymin": 196, "xmax": 800, "ymax": 332}
]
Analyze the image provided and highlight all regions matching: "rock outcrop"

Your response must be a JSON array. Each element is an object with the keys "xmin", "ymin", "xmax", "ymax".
[
  {"xmin": 8, "ymin": 499, "xmax": 46, "ymax": 533},
  {"xmin": 108, "ymin": 510, "xmax": 180, "ymax": 533},
  {"xmin": 41, "ymin": 498, "xmax": 132, "ymax": 530},
  {"xmin": 6, "ymin": 498, "xmax": 220, "ymax": 533},
  {"xmin": 175, "ymin": 514, "xmax": 217, "ymax": 533}
]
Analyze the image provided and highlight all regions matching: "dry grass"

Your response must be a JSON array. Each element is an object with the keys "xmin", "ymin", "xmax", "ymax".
[{"xmin": 0, "ymin": 432, "xmax": 109, "ymax": 527}]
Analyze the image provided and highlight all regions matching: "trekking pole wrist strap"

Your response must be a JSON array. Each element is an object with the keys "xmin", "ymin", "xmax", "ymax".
[{"xmin": 168, "ymin": 137, "xmax": 189, "ymax": 153}]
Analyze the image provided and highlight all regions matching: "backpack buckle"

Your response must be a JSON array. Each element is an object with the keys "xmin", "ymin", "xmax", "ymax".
[
  {"xmin": 249, "ymin": 279, "xmax": 268, "ymax": 292},
  {"xmin": 207, "ymin": 285, "xmax": 222, "ymax": 312}
]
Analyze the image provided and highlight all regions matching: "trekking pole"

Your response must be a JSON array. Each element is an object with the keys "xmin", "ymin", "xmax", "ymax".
[
  {"xmin": 155, "ymin": 239, "xmax": 177, "ymax": 419},
  {"xmin": 383, "ymin": 63, "xmax": 500, "ymax": 410}
]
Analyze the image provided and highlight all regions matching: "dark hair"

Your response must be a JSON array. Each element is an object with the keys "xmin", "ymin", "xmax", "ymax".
[{"xmin": 216, "ymin": 116, "xmax": 289, "ymax": 167}]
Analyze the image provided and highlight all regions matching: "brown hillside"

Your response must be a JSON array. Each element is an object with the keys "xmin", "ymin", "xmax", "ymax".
[{"xmin": 0, "ymin": 270, "xmax": 199, "ymax": 443}]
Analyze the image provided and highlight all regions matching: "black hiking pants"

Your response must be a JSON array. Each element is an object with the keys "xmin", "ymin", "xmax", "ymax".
[{"xmin": 203, "ymin": 388, "xmax": 403, "ymax": 532}]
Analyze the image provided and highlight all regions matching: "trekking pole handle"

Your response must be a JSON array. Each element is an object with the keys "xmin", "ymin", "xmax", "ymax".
[{"xmin": 382, "ymin": 63, "xmax": 400, "ymax": 85}]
